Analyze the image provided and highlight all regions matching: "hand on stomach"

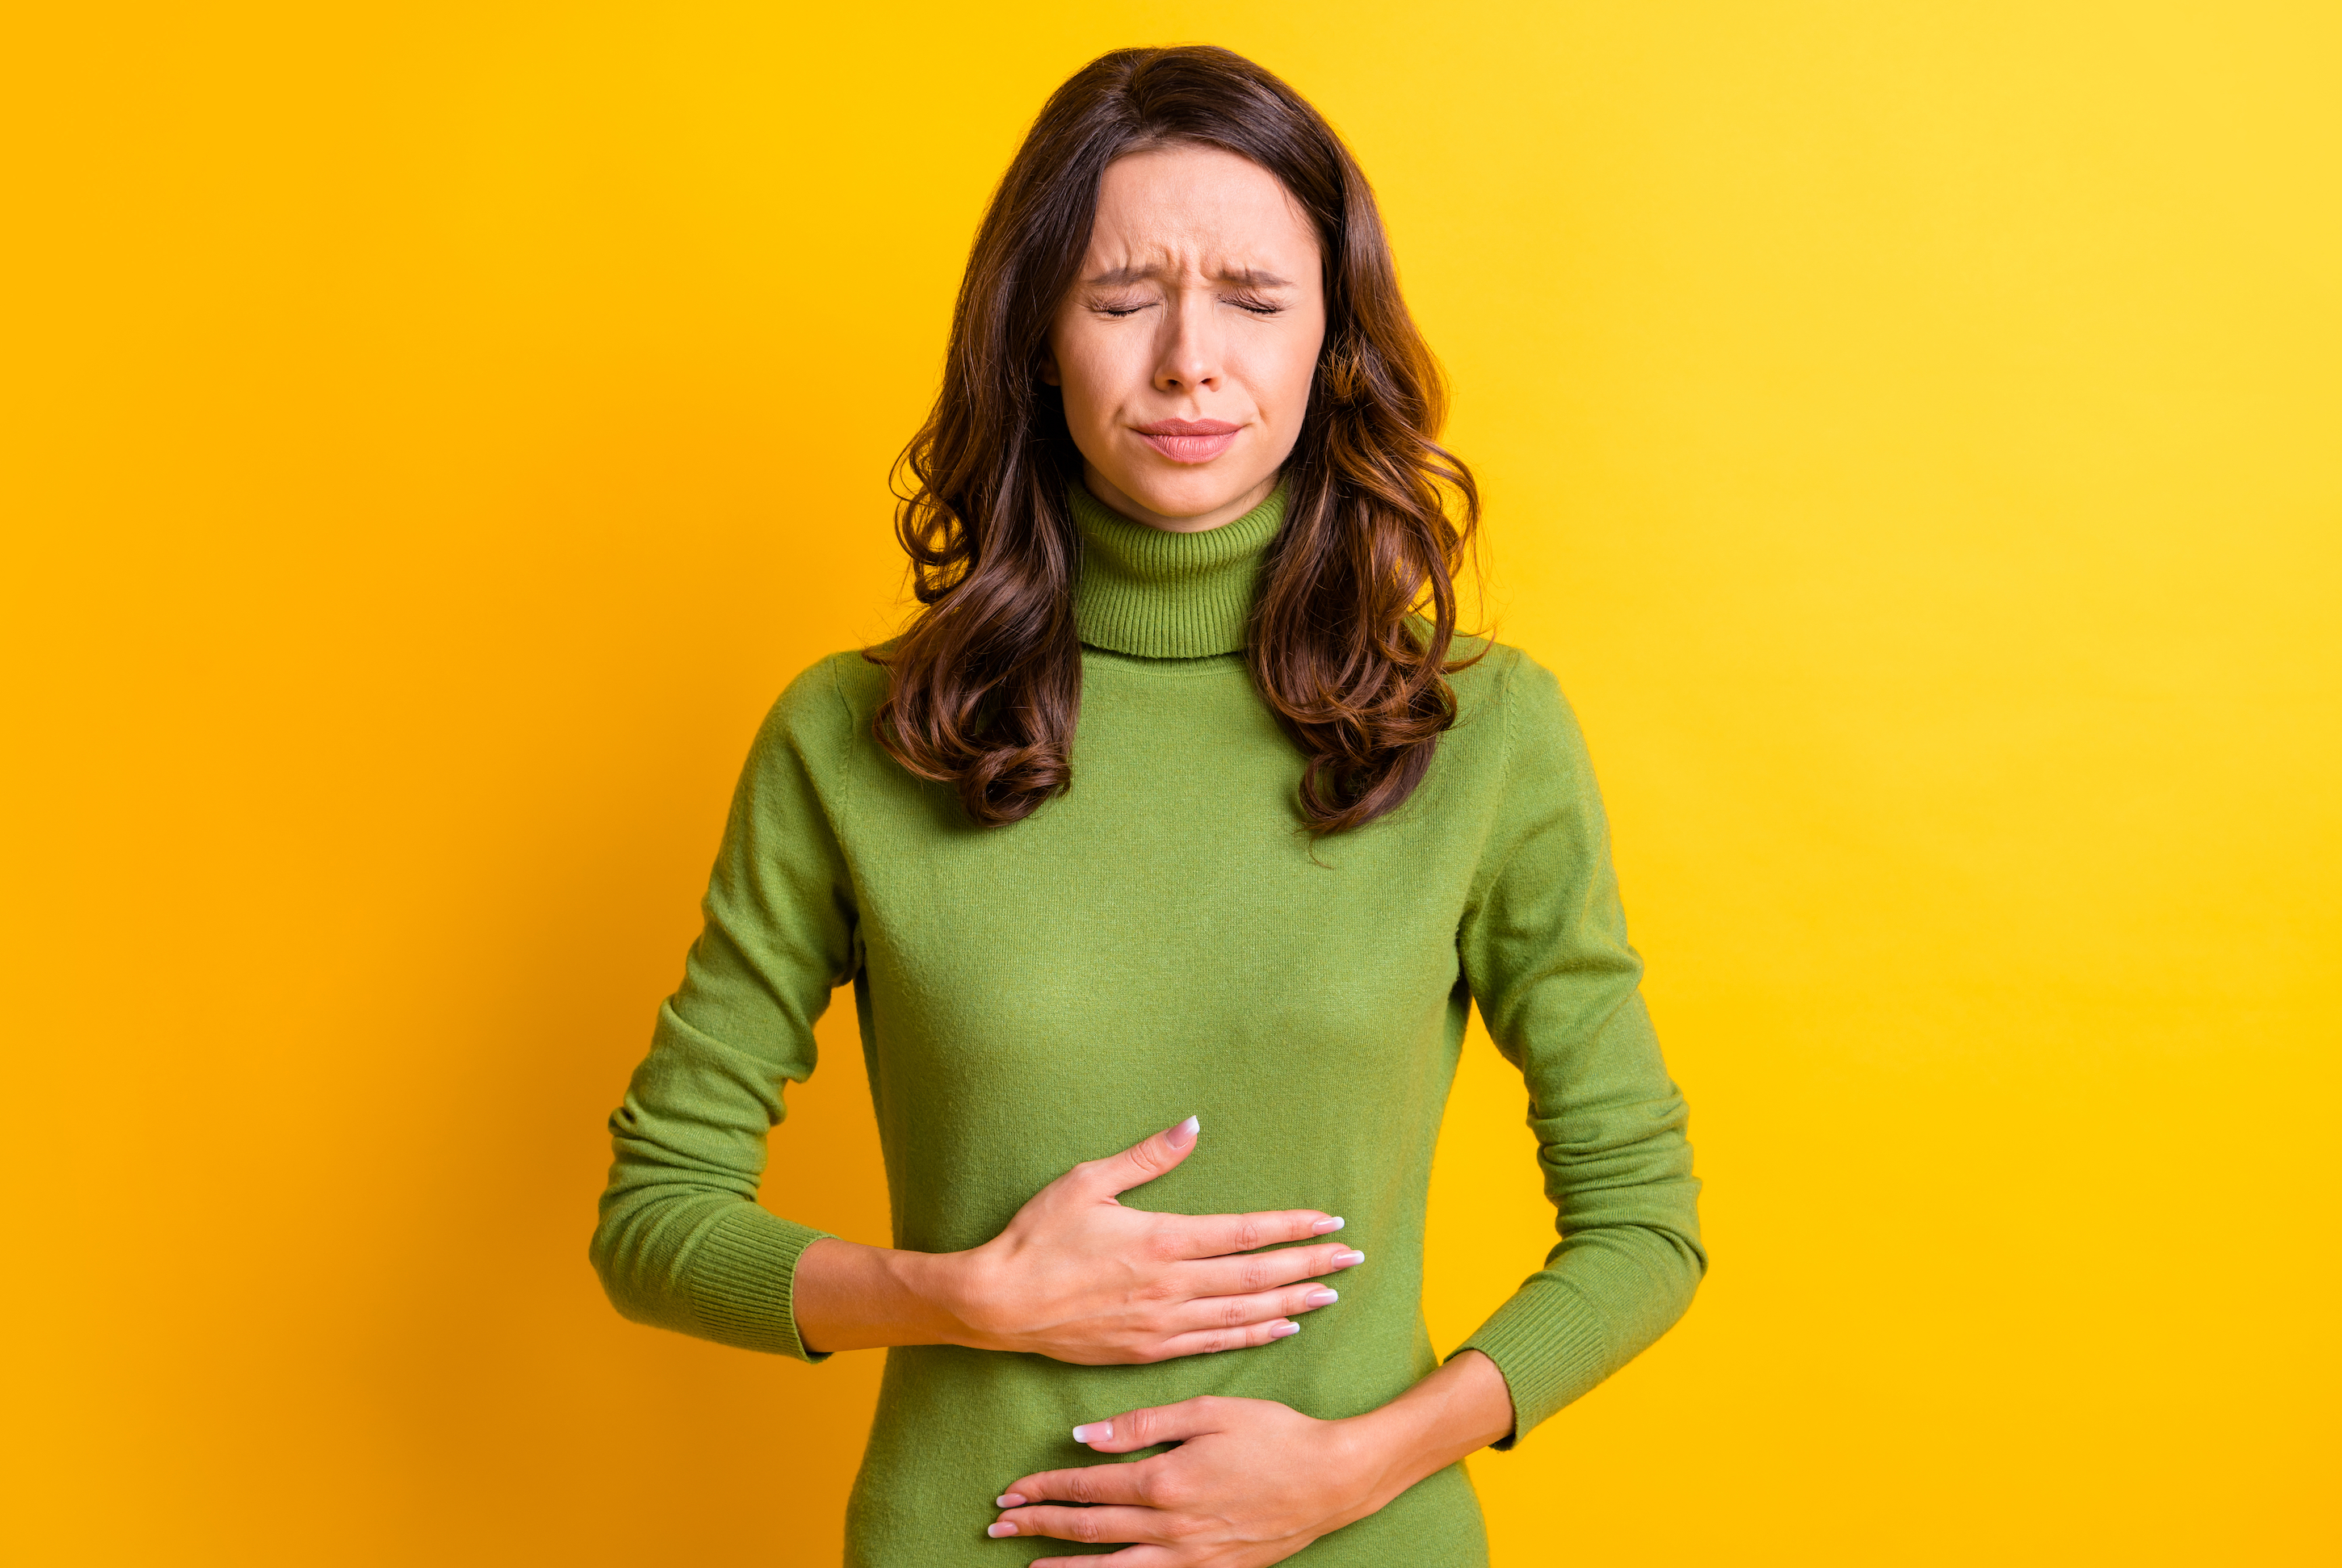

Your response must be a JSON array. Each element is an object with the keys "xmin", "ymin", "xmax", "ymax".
[
  {"xmin": 791, "ymin": 1116, "xmax": 1365, "ymax": 1363},
  {"xmin": 951, "ymin": 1115, "xmax": 1365, "ymax": 1364}
]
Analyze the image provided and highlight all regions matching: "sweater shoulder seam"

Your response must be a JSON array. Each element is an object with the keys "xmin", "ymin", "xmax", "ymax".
[
  {"xmin": 821, "ymin": 652, "xmax": 861, "ymax": 858},
  {"xmin": 1465, "ymin": 645, "xmax": 1531, "ymax": 919}
]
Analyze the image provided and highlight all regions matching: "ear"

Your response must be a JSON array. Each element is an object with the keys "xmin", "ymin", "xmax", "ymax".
[{"xmin": 1037, "ymin": 341, "xmax": 1062, "ymax": 388}]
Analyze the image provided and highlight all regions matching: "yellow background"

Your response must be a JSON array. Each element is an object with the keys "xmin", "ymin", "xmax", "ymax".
[{"xmin": 5, "ymin": 3, "xmax": 2336, "ymax": 1563}]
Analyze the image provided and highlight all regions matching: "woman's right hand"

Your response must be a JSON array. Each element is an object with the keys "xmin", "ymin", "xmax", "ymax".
[{"xmin": 934, "ymin": 1115, "xmax": 1366, "ymax": 1365}]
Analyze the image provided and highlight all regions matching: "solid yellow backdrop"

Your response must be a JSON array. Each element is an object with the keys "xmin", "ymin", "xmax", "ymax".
[{"xmin": 3, "ymin": 2, "xmax": 2335, "ymax": 1563}]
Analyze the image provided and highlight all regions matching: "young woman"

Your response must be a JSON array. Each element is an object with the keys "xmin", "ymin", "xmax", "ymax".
[{"xmin": 592, "ymin": 44, "xmax": 1706, "ymax": 1567}]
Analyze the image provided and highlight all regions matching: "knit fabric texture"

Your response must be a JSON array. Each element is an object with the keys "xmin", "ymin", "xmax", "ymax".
[
  {"xmin": 591, "ymin": 479, "xmax": 1707, "ymax": 1566},
  {"xmin": 1068, "ymin": 479, "xmax": 1285, "ymax": 656}
]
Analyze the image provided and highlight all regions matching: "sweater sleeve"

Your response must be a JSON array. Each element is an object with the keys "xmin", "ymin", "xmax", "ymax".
[
  {"xmin": 1449, "ymin": 650, "xmax": 1708, "ymax": 1447},
  {"xmin": 587, "ymin": 657, "xmax": 863, "ymax": 1363}
]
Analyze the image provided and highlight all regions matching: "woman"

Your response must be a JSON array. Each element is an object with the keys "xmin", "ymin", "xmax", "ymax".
[{"xmin": 592, "ymin": 44, "xmax": 1705, "ymax": 1566}]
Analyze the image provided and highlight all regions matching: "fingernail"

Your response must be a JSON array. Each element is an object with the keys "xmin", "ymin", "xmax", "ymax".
[
  {"xmin": 1165, "ymin": 1115, "xmax": 1199, "ymax": 1149},
  {"xmin": 987, "ymin": 1522, "xmax": 1019, "ymax": 1537},
  {"xmin": 1072, "ymin": 1421, "xmax": 1112, "ymax": 1444},
  {"xmin": 1310, "ymin": 1215, "xmax": 1346, "ymax": 1234},
  {"xmin": 1270, "ymin": 1319, "xmax": 1301, "ymax": 1338},
  {"xmin": 1304, "ymin": 1288, "xmax": 1338, "ymax": 1306},
  {"xmin": 1333, "ymin": 1249, "xmax": 1365, "ymax": 1267},
  {"xmin": 996, "ymin": 1494, "xmax": 1025, "ymax": 1507}
]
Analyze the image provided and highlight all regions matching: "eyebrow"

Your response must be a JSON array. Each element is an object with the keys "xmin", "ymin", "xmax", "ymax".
[{"xmin": 1083, "ymin": 263, "xmax": 1294, "ymax": 288}]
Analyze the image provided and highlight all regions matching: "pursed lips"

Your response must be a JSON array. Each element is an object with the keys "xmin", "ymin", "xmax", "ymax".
[{"xmin": 1133, "ymin": 418, "xmax": 1241, "ymax": 463}]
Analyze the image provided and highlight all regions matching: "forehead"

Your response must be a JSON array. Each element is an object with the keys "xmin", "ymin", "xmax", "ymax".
[{"xmin": 1084, "ymin": 144, "xmax": 1320, "ymax": 271}]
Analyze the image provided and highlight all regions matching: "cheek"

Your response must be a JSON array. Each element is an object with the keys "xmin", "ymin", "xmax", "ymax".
[
  {"xmin": 1055, "ymin": 331, "xmax": 1130, "ymax": 431},
  {"xmin": 1253, "ymin": 328, "xmax": 1327, "ymax": 421}
]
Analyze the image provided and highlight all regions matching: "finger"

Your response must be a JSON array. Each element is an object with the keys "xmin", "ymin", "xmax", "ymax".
[
  {"xmin": 1152, "ymin": 1207, "xmax": 1346, "ymax": 1260},
  {"xmin": 1029, "ymin": 1552, "xmax": 1168, "ymax": 1568},
  {"xmin": 1073, "ymin": 1115, "xmax": 1202, "ymax": 1199},
  {"xmin": 1171, "ymin": 1279, "xmax": 1341, "ymax": 1335},
  {"xmin": 1150, "ymin": 1314, "xmax": 1302, "ymax": 1360},
  {"xmin": 986, "ymin": 1504, "xmax": 1167, "ymax": 1546},
  {"xmin": 1177, "ymin": 1241, "xmax": 1367, "ymax": 1299},
  {"xmin": 1067, "ymin": 1394, "xmax": 1233, "ymax": 1453},
  {"xmin": 993, "ymin": 1461, "xmax": 1152, "ymax": 1508}
]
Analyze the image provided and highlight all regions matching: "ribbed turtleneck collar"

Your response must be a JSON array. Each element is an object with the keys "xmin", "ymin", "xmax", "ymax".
[{"xmin": 1068, "ymin": 477, "xmax": 1286, "ymax": 658}]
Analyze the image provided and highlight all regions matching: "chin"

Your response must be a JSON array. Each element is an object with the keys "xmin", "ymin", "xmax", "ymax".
[{"xmin": 1113, "ymin": 467, "xmax": 1270, "ymax": 525}]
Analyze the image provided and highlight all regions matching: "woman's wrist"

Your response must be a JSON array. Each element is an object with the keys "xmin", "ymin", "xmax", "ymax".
[
  {"xmin": 792, "ymin": 1236, "xmax": 986, "ymax": 1353},
  {"xmin": 897, "ymin": 1243, "xmax": 1000, "ymax": 1348},
  {"xmin": 1336, "ymin": 1348, "xmax": 1517, "ymax": 1509}
]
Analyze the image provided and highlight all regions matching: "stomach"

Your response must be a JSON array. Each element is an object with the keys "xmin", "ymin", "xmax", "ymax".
[{"xmin": 843, "ymin": 1336, "xmax": 1491, "ymax": 1566}]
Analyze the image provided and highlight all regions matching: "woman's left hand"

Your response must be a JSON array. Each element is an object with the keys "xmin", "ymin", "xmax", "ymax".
[{"xmin": 984, "ymin": 1394, "xmax": 1391, "ymax": 1566}]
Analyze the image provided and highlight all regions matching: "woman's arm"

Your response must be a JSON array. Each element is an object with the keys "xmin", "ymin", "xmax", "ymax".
[
  {"xmin": 590, "ymin": 672, "xmax": 856, "ymax": 1361},
  {"xmin": 1446, "ymin": 651, "xmax": 1706, "ymax": 1443}
]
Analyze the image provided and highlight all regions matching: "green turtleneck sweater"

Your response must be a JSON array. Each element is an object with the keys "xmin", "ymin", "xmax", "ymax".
[{"xmin": 592, "ymin": 481, "xmax": 1706, "ymax": 1565}]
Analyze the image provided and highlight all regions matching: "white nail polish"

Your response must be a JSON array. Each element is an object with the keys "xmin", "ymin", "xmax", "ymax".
[
  {"xmin": 1164, "ymin": 1114, "xmax": 1199, "ymax": 1149},
  {"xmin": 1271, "ymin": 1320, "xmax": 1301, "ymax": 1338},
  {"xmin": 1311, "ymin": 1215, "xmax": 1346, "ymax": 1234},
  {"xmin": 1072, "ymin": 1421, "xmax": 1112, "ymax": 1443},
  {"xmin": 1332, "ymin": 1249, "xmax": 1365, "ymax": 1266}
]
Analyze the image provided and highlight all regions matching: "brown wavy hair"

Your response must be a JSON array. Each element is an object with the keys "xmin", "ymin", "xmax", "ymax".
[{"xmin": 870, "ymin": 44, "xmax": 1480, "ymax": 834}]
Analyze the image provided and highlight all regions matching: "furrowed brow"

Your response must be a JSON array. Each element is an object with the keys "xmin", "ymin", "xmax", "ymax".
[{"xmin": 1081, "ymin": 263, "xmax": 1295, "ymax": 287}]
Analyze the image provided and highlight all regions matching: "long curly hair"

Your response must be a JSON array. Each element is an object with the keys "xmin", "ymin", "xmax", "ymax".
[{"xmin": 869, "ymin": 44, "xmax": 1481, "ymax": 835}]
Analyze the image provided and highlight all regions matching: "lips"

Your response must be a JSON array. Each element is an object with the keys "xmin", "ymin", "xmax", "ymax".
[{"xmin": 1133, "ymin": 418, "xmax": 1242, "ymax": 463}]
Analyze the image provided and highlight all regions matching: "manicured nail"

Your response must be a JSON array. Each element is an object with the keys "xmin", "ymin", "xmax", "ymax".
[
  {"xmin": 1304, "ymin": 1288, "xmax": 1338, "ymax": 1306},
  {"xmin": 1270, "ymin": 1319, "xmax": 1301, "ymax": 1338},
  {"xmin": 987, "ymin": 1522, "xmax": 1019, "ymax": 1537},
  {"xmin": 1072, "ymin": 1422, "xmax": 1112, "ymax": 1444},
  {"xmin": 1165, "ymin": 1115, "xmax": 1199, "ymax": 1149},
  {"xmin": 1333, "ymin": 1249, "xmax": 1365, "ymax": 1267},
  {"xmin": 1310, "ymin": 1215, "xmax": 1346, "ymax": 1234},
  {"xmin": 996, "ymin": 1494, "xmax": 1026, "ymax": 1507}
]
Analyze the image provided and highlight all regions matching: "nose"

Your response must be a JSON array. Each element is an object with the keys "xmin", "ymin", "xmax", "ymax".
[{"xmin": 1152, "ymin": 291, "xmax": 1223, "ymax": 396}]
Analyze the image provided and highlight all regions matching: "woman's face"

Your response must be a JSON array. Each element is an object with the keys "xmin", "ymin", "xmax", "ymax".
[{"xmin": 1043, "ymin": 143, "xmax": 1328, "ymax": 534}]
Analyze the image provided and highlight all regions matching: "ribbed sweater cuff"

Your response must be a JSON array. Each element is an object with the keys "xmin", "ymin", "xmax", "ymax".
[
  {"xmin": 683, "ymin": 1205, "xmax": 835, "ymax": 1364},
  {"xmin": 1453, "ymin": 1276, "xmax": 1610, "ymax": 1449}
]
